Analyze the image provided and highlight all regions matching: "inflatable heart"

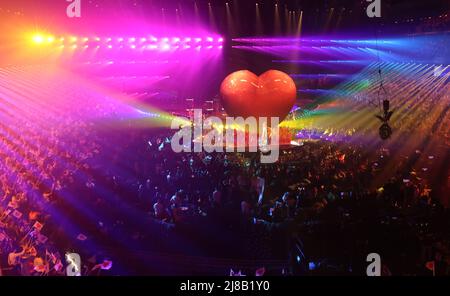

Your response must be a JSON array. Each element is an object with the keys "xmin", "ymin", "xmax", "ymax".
[{"xmin": 220, "ymin": 70, "xmax": 297, "ymax": 121}]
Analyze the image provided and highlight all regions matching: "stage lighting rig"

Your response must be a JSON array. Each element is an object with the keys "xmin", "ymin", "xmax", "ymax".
[
  {"xmin": 376, "ymin": 100, "xmax": 394, "ymax": 140},
  {"xmin": 374, "ymin": 69, "xmax": 394, "ymax": 140}
]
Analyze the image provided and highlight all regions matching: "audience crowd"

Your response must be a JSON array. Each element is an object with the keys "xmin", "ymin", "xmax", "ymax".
[{"xmin": 1, "ymin": 118, "xmax": 448, "ymax": 275}]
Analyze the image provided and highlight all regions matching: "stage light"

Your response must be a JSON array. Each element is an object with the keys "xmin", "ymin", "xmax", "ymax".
[
  {"xmin": 308, "ymin": 262, "xmax": 317, "ymax": 270},
  {"xmin": 32, "ymin": 34, "xmax": 44, "ymax": 44},
  {"xmin": 376, "ymin": 99, "xmax": 394, "ymax": 140},
  {"xmin": 296, "ymin": 11, "xmax": 303, "ymax": 37},
  {"xmin": 28, "ymin": 32, "xmax": 223, "ymax": 54},
  {"xmin": 379, "ymin": 123, "xmax": 392, "ymax": 140},
  {"xmin": 274, "ymin": 3, "xmax": 281, "ymax": 35}
]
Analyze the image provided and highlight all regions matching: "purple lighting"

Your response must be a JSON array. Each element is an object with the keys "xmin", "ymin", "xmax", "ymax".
[{"xmin": 36, "ymin": 34, "xmax": 224, "ymax": 53}]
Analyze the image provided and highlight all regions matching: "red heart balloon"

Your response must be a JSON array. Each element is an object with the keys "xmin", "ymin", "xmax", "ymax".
[{"xmin": 220, "ymin": 70, "xmax": 297, "ymax": 121}]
